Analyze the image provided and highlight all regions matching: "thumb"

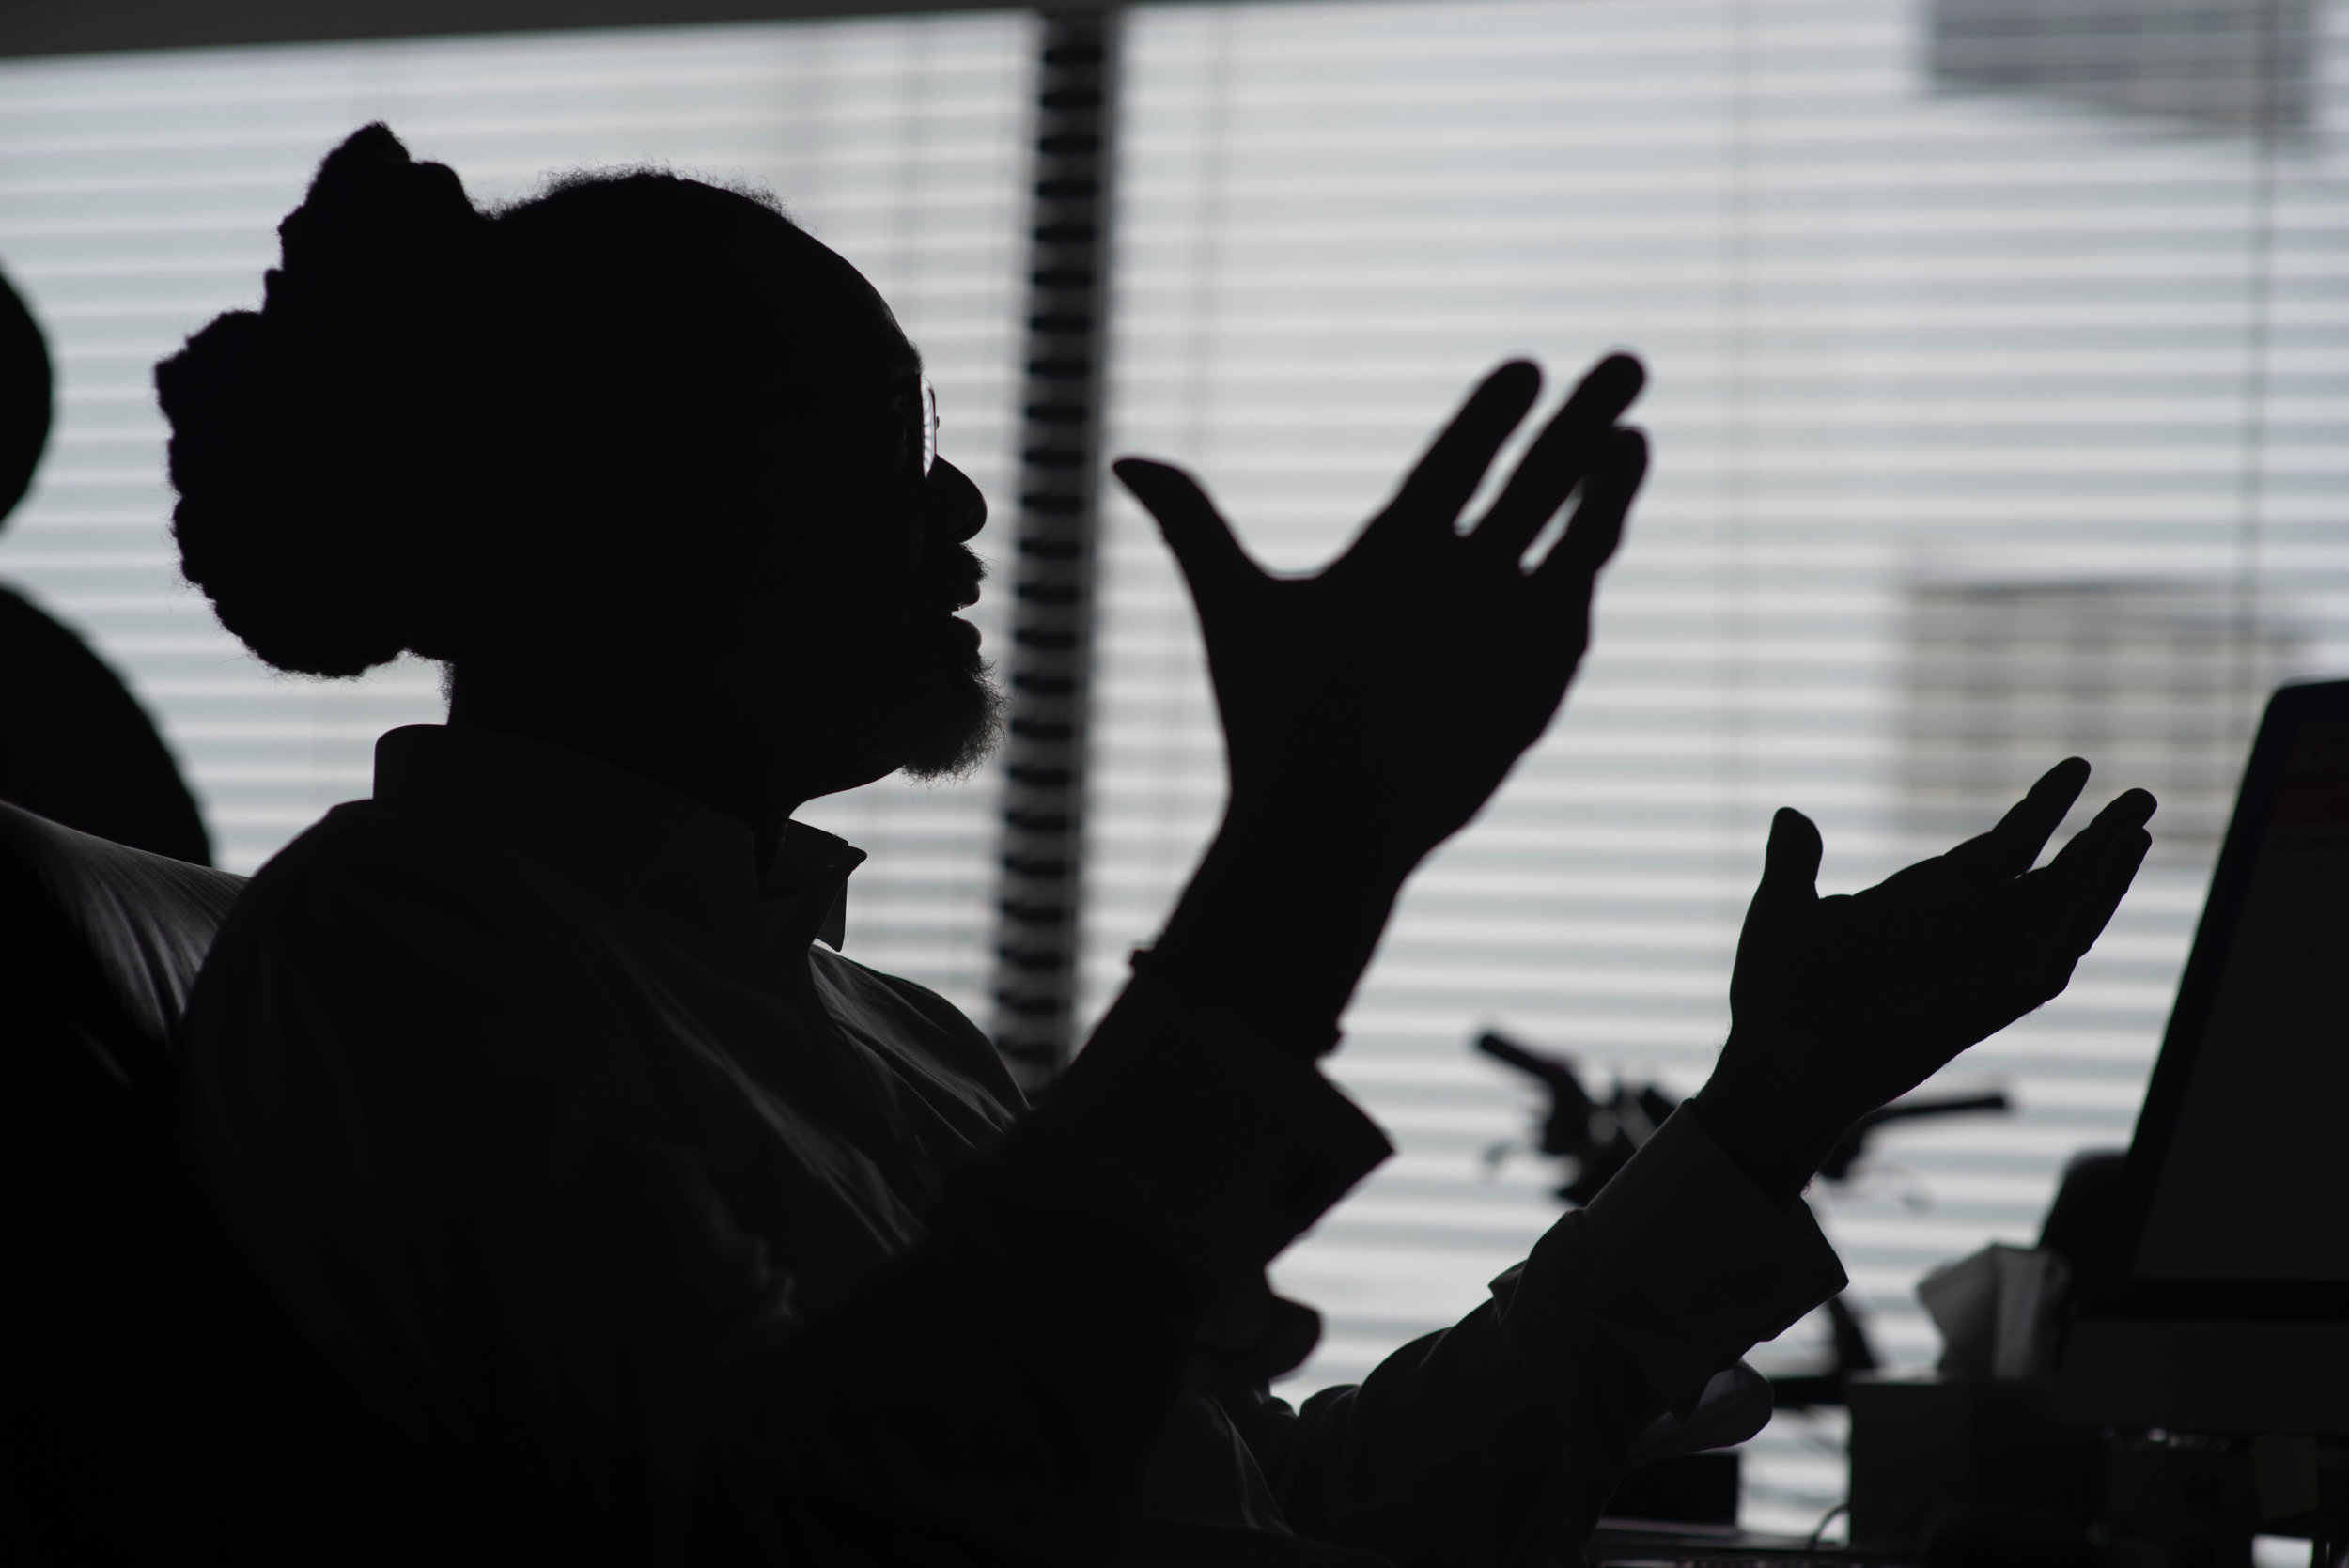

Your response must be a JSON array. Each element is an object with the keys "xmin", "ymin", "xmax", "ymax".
[
  {"xmin": 1113, "ymin": 457, "xmax": 1263, "ymax": 612},
  {"xmin": 1752, "ymin": 807, "xmax": 1823, "ymax": 915}
]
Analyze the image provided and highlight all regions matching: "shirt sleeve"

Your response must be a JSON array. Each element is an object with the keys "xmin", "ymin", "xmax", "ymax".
[
  {"xmin": 1231, "ymin": 1105, "xmax": 1845, "ymax": 1566},
  {"xmin": 181, "ymin": 833, "xmax": 1391, "ymax": 1568},
  {"xmin": 718, "ymin": 970, "xmax": 1394, "ymax": 1562}
]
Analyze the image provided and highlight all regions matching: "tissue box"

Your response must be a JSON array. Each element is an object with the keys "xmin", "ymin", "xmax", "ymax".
[
  {"xmin": 1917, "ymin": 1243, "xmax": 2071, "ymax": 1380},
  {"xmin": 1845, "ymin": 1375, "xmax": 2104, "ymax": 1551}
]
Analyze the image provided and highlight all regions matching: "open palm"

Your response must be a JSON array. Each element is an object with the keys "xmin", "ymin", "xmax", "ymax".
[
  {"xmin": 1114, "ymin": 355, "xmax": 1648, "ymax": 882},
  {"xmin": 1715, "ymin": 759, "xmax": 2156, "ymax": 1152}
]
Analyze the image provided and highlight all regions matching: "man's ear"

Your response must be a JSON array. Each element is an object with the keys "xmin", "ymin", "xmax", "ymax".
[
  {"xmin": 590, "ymin": 423, "xmax": 683, "ymax": 567},
  {"xmin": 592, "ymin": 420, "xmax": 787, "ymax": 567}
]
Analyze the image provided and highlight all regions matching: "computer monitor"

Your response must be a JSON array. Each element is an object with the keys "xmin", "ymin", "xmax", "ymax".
[{"xmin": 2056, "ymin": 679, "xmax": 2349, "ymax": 1436}]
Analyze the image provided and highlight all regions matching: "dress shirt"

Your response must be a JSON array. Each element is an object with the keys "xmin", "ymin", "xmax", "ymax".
[{"xmin": 179, "ymin": 724, "xmax": 1843, "ymax": 1566}]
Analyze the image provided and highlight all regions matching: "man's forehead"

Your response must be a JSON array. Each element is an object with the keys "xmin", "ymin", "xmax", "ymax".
[{"xmin": 759, "ymin": 225, "xmax": 921, "ymax": 383}]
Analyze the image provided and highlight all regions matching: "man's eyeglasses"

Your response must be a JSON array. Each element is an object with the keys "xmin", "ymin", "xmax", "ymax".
[
  {"xmin": 919, "ymin": 375, "xmax": 937, "ymax": 478},
  {"xmin": 885, "ymin": 374, "xmax": 939, "ymax": 481}
]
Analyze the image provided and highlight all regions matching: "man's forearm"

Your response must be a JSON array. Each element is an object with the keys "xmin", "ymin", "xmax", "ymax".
[{"xmin": 1145, "ymin": 815, "xmax": 1408, "ymax": 1054}]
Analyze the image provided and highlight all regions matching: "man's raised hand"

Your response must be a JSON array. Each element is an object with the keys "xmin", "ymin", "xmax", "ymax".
[
  {"xmin": 1125, "ymin": 356, "xmax": 1648, "ymax": 1048},
  {"xmin": 1695, "ymin": 759, "xmax": 2156, "ymax": 1200},
  {"xmin": 1114, "ymin": 354, "xmax": 1647, "ymax": 883}
]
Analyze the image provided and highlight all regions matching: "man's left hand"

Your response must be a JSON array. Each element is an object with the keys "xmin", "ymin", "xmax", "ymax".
[{"xmin": 1696, "ymin": 758, "xmax": 2155, "ymax": 1200}]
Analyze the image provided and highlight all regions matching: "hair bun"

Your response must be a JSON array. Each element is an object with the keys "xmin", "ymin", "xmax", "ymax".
[
  {"xmin": 267, "ymin": 122, "xmax": 487, "ymax": 335},
  {"xmin": 158, "ymin": 123, "xmax": 493, "ymax": 676}
]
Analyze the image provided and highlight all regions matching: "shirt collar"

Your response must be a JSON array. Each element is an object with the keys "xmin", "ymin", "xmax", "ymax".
[{"xmin": 371, "ymin": 724, "xmax": 864, "ymax": 955}]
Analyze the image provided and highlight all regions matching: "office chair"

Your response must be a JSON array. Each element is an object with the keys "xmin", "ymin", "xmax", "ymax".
[
  {"xmin": 0, "ymin": 801, "xmax": 459, "ymax": 1564},
  {"xmin": 0, "ymin": 800, "xmax": 245, "ymax": 1559}
]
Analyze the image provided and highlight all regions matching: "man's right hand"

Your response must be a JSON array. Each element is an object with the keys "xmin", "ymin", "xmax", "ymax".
[
  {"xmin": 1118, "ymin": 356, "xmax": 1648, "ymax": 1048},
  {"xmin": 1114, "ymin": 356, "xmax": 1645, "ymax": 884}
]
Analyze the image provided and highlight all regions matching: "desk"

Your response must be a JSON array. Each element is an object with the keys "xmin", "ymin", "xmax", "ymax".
[{"xmin": 1588, "ymin": 1521, "xmax": 1916, "ymax": 1567}]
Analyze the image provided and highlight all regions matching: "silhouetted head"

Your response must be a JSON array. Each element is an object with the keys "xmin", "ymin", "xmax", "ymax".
[
  {"xmin": 0, "ymin": 262, "xmax": 51, "ymax": 527},
  {"xmin": 156, "ymin": 124, "xmax": 996, "ymax": 842}
]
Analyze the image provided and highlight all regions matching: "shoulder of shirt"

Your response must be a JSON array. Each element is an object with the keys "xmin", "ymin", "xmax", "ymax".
[
  {"xmin": 220, "ymin": 799, "xmax": 553, "ymax": 953},
  {"xmin": 809, "ymin": 946, "xmax": 1028, "ymax": 1110},
  {"xmin": 184, "ymin": 799, "xmax": 623, "ymax": 1073}
]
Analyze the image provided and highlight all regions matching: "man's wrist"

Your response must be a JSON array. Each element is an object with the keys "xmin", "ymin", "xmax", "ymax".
[
  {"xmin": 1150, "ymin": 816, "xmax": 1408, "ymax": 1053},
  {"xmin": 1689, "ymin": 1044, "xmax": 1846, "ymax": 1210}
]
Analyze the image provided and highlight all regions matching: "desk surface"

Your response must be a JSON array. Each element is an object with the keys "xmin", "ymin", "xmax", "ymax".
[{"xmin": 1588, "ymin": 1522, "xmax": 1915, "ymax": 1567}]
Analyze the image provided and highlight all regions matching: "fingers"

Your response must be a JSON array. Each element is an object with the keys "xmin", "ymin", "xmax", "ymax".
[
  {"xmin": 1749, "ymin": 807, "xmax": 1824, "ymax": 916},
  {"xmin": 1112, "ymin": 458, "xmax": 1266, "ymax": 613},
  {"xmin": 1468, "ymin": 353, "xmax": 1646, "ymax": 567},
  {"xmin": 2036, "ymin": 786, "xmax": 2158, "ymax": 892},
  {"xmin": 2052, "ymin": 821, "xmax": 2152, "ymax": 963},
  {"xmin": 1534, "ymin": 427, "xmax": 1646, "ymax": 597},
  {"xmin": 1361, "ymin": 361, "xmax": 1542, "ymax": 552},
  {"xmin": 1959, "ymin": 757, "xmax": 2092, "ymax": 882}
]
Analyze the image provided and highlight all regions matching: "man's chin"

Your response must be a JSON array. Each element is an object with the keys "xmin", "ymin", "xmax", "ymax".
[{"xmin": 891, "ymin": 652, "xmax": 1004, "ymax": 783}]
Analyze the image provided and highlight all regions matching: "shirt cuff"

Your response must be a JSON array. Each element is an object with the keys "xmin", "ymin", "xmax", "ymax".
[
  {"xmin": 975, "ymin": 968, "xmax": 1393, "ymax": 1285},
  {"xmin": 1491, "ymin": 1105, "xmax": 1845, "ymax": 1426}
]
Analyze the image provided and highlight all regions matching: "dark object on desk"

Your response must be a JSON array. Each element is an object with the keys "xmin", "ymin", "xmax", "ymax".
[
  {"xmin": 2014, "ymin": 1146, "xmax": 2129, "ymax": 1374},
  {"xmin": 1916, "ymin": 1500, "xmax": 2094, "ymax": 1568},
  {"xmin": 2037, "ymin": 1146, "xmax": 2126, "ymax": 1280},
  {"xmin": 0, "ymin": 262, "xmax": 211, "ymax": 864},
  {"xmin": 1587, "ymin": 1517, "xmax": 1919, "ymax": 1565},
  {"xmin": 2103, "ymin": 1432, "xmax": 2263, "ymax": 1568},
  {"xmin": 1605, "ymin": 1450, "xmax": 1743, "ymax": 1528},
  {"xmin": 1844, "ymin": 1377, "xmax": 2102, "ymax": 1555},
  {"xmin": 2105, "ymin": 1432, "xmax": 2349, "ymax": 1568},
  {"xmin": 2036, "ymin": 1146, "xmax": 2127, "ymax": 1321},
  {"xmin": 1474, "ymin": 1031, "xmax": 2009, "ymax": 1408}
]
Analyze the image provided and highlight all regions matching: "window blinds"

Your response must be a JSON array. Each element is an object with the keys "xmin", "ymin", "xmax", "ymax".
[
  {"xmin": 3, "ymin": 0, "xmax": 2341, "ymax": 1536},
  {"xmin": 1095, "ymin": 0, "xmax": 2347, "ymax": 1530},
  {"xmin": 0, "ymin": 12, "xmax": 1030, "ymax": 1016}
]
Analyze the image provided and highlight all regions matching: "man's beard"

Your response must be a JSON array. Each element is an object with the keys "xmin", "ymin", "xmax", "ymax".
[{"xmin": 887, "ymin": 629, "xmax": 1004, "ymax": 782}]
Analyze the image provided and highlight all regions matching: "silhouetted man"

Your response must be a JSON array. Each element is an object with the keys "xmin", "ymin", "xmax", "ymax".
[{"xmin": 163, "ymin": 126, "xmax": 2152, "ymax": 1566}]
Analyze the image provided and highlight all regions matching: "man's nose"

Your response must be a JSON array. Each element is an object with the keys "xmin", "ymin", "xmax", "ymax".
[{"xmin": 926, "ymin": 458, "xmax": 988, "ymax": 545}]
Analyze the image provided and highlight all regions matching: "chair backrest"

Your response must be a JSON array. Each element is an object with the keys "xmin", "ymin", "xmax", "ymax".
[
  {"xmin": 0, "ymin": 797, "xmax": 243, "ymax": 1084},
  {"xmin": 0, "ymin": 802, "xmax": 248, "ymax": 1563},
  {"xmin": 0, "ymin": 801, "xmax": 476, "ymax": 1566}
]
